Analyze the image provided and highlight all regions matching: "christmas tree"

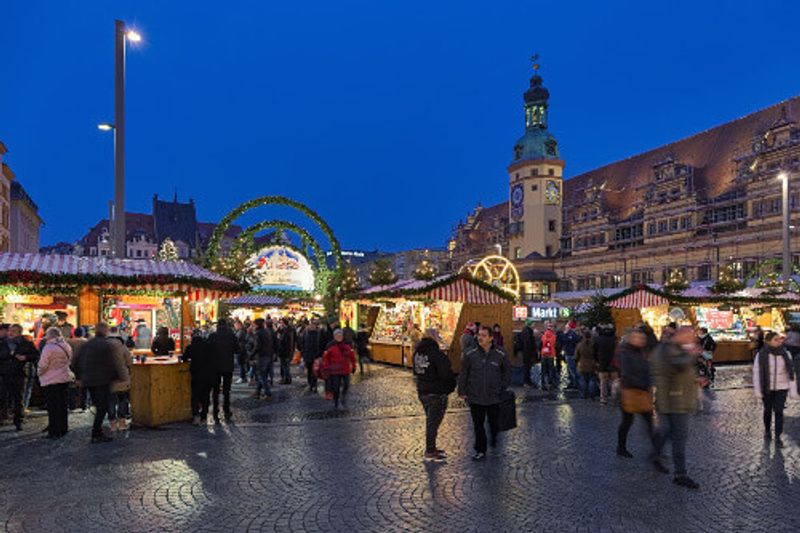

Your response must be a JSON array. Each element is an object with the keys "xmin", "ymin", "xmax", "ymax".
[
  {"xmin": 581, "ymin": 291, "xmax": 613, "ymax": 329},
  {"xmin": 663, "ymin": 269, "xmax": 688, "ymax": 293},
  {"xmin": 156, "ymin": 238, "xmax": 179, "ymax": 261},
  {"xmin": 710, "ymin": 264, "xmax": 745, "ymax": 294},
  {"xmin": 340, "ymin": 264, "xmax": 361, "ymax": 294},
  {"xmin": 412, "ymin": 259, "xmax": 437, "ymax": 281},
  {"xmin": 368, "ymin": 258, "xmax": 398, "ymax": 286}
]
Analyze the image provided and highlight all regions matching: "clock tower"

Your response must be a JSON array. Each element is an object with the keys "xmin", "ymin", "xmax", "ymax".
[{"xmin": 508, "ymin": 60, "xmax": 564, "ymax": 260}]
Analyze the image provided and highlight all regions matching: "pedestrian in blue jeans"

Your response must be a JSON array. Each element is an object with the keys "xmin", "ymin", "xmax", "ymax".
[
  {"xmin": 574, "ymin": 331, "xmax": 597, "ymax": 398},
  {"xmin": 251, "ymin": 319, "xmax": 274, "ymax": 400}
]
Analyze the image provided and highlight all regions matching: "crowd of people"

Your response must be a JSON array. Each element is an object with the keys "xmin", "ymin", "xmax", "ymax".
[
  {"xmin": 412, "ymin": 318, "xmax": 800, "ymax": 490},
  {"xmin": 184, "ymin": 316, "xmax": 371, "ymax": 421}
]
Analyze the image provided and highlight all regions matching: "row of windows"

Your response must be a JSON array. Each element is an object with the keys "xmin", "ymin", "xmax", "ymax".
[{"xmin": 648, "ymin": 215, "xmax": 693, "ymax": 236}]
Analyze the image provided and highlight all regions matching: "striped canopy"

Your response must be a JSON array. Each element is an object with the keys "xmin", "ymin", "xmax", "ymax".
[
  {"xmin": 608, "ymin": 289, "xmax": 669, "ymax": 309},
  {"xmin": 0, "ymin": 253, "xmax": 239, "ymax": 300},
  {"xmin": 359, "ymin": 275, "xmax": 510, "ymax": 305},
  {"xmin": 224, "ymin": 294, "xmax": 285, "ymax": 306}
]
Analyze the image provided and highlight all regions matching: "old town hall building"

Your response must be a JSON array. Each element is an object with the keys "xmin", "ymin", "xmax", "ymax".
[{"xmin": 449, "ymin": 66, "xmax": 800, "ymax": 298}]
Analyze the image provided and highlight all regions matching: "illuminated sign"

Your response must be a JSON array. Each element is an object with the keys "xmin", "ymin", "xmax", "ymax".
[
  {"xmin": 527, "ymin": 306, "xmax": 571, "ymax": 320},
  {"xmin": 4, "ymin": 294, "xmax": 54, "ymax": 305},
  {"xmin": 513, "ymin": 306, "xmax": 528, "ymax": 319},
  {"xmin": 249, "ymin": 246, "xmax": 315, "ymax": 292}
]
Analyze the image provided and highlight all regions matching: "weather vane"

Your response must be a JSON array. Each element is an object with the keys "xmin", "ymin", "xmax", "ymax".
[{"xmin": 531, "ymin": 53, "xmax": 540, "ymax": 72}]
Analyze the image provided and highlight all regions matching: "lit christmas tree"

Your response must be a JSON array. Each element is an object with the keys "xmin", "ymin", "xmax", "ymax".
[
  {"xmin": 340, "ymin": 264, "xmax": 361, "ymax": 294},
  {"xmin": 710, "ymin": 264, "xmax": 745, "ymax": 294},
  {"xmin": 412, "ymin": 259, "xmax": 437, "ymax": 281},
  {"xmin": 663, "ymin": 269, "xmax": 688, "ymax": 293},
  {"xmin": 156, "ymin": 238, "xmax": 179, "ymax": 261},
  {"xmin": 368, "ymin": 258, "xmax": 398, "ymax": 286}
]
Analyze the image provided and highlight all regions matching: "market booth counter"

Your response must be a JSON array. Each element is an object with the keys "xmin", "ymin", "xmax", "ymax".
[
  {"xmin": 607, "ymin": 285, "xmax": 799, "ymax": 363},
  {"xmin": 343, "ymin": 274, "xmax": 515, "ymax": 371},
  {"xmin": 130, "ymin": 356, "xmax": 192, "ymax": 427}
]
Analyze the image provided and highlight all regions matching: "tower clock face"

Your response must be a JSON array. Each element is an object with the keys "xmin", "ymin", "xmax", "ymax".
[
  {"xmin": 544, "ymin": 180, "xmax": 560, "ymax": 205},
  {"xmin": 510, "ymin": 184, "xmax": 524, "ymax": 221}
]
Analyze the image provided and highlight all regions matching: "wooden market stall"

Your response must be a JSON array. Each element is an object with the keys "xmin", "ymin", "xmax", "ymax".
[
  {"xmin": 342, "ymin": 274, "xmax": 515, "ymax": 371},
  {"xmin": 0, "ymin": 253, "xmax": 240, "ymax": 426},
  {"xmin": 606, "ymin": 284, "xmax": 800, "ymax": 363},
  {"xmin": 221, "ymin": 293, "xmax": 325, "ymax": 322}
]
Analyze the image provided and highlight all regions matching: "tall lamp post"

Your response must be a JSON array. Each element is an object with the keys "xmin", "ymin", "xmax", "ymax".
[
  {"xmin": 779, "ymin": 172, "xmax": 791, "ymax": 288},
  {"xmin": 110, "ymin": 20, "xmax": 141, "ymax": 258}
]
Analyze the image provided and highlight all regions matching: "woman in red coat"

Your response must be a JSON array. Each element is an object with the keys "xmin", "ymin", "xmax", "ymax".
[{"xmin": 323, "ymin": 329, "xmax": 356, "ymax": 409}]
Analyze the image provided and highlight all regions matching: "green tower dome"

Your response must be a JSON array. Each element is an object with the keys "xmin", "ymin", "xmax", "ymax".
[{"xmin": 511, "ymin": 67, "xmax": 559, "ymax": 163}]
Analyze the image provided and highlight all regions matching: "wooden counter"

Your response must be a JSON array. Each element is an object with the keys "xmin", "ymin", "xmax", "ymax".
[
  {"xmin": 370, "ymin": 342, "xmax": 409, "ymax": 367},
  {"xmin": 714, "ymin": 341, "xmax": 754, "ymax": 363},
  {"xmin": 130, "ymin": 359, "xmax": 192, "ymax": 427}
]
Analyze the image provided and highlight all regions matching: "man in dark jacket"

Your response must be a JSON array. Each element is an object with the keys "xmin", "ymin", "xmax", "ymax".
[
  {"xmin": 184, "ymin": 333, "xmax": 216, "ymax": 425},
  {"xmin": 208, "ymin": 319, "xmax": 238, "ymax": 422},
  {"xmin": 74, "ymin": 322, "xmax": 121, "ymax": 443},
  {"xmin": 253, "ymin": 319, "xmax": 274, "ymax": 399},
  {"xmin": 458, "ymin": 326, "xmax": 511, "ymax": 460},
  {"xmin": 0, "ymin": 323, "xmax": 39, "ymax": 430},
  {"xmin": 616, "ymin": 329, "xmax": 654, "ymax": 458},
  {"xmin": 413, "ymin": 332, "xmax": 455, "ymax": 462},
  {"xmin": 277, "ymin": 318, "xmax": 296, "ymax": 385},
  {"xmin": 557, "ymin": 324, "xmax": 581, "ymax": 389},
  {"xmin": 593, "ymin": 325, "xmax": 617, "ymax": 405},
  {"xmin": 300, "ymin": 318, "xmax": 324, "ymax": 391},
  {"xmin": 520, "ymin": 320, "xmax": 538, "ymax": 387}
]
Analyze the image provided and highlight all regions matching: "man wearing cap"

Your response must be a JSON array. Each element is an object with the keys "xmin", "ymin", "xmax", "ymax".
[
  {"xmin": 458, "ymin": 326, "xmax": 511, "ymax": 460},
  {"xmin": 55, "ymin": 311, "xmax": 74, "ymax": 339}
]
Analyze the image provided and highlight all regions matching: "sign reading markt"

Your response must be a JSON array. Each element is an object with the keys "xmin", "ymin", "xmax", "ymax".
[{"xmin": 248, "ymin": 246, "xmax": 315, "ymax": 292}]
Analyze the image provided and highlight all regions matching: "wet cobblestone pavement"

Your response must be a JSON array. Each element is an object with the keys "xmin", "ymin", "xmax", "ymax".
[{"xmin": 1, "ymin": 364, "xmax": 799, "ymax": 532}]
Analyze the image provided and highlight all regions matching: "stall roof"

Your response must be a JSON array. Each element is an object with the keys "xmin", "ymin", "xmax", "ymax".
[
  {"xmin": 605, "ymin": 284, "xmax": 800, "ymax": 307},
  {"xmin": 224, "ymin": 294, "xmax": 285, "ymax": 306},
  {"xmin": 0, "ymin": 253, "xmax": 239, "ymax": 291},
  {"xmin": 356, "ymin": 274, "xmax": 514, "ymax": 304}
]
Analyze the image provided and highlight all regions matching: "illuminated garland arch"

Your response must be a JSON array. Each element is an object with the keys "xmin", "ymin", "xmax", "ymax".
[
  {"xmin": 205, "ymin": 196, "xmax": 342, "ymax": 272},
  {"xmin": 206, "ymin": 197, "xmax": 343, "ymax": 306}
]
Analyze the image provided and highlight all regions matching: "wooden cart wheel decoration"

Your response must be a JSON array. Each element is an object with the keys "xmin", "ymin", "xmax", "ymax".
[{"xmin": 467, "ymin": 255, "xmax": 520, "ymax": 297}]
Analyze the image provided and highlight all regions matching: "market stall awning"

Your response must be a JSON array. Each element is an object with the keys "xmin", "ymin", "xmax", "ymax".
[
  {"xmin": 0, "ymin": 253, "xmax": 240, "ymax": 298},
  {"xmin": 608, "ymin": 289, "xmax": 669, "ymax": 309},
  {"xmin": 357, "ymin": 274, "xmax": 513, "ymax": 304},
  {"xmin": 224, "ymin": 294, "xmax": 285, "ymax": 306}
]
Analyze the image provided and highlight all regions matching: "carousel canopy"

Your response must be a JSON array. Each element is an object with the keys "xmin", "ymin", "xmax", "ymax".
[
  {"xmin": 357, "ymin": 274, "xmax": 513, "ymax": 305},
  {"xmin": 0, "ymin": 253, "xmax": 239, "ymax": 293}
]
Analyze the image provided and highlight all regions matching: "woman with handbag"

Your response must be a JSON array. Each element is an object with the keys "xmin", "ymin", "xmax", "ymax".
[
  {"xmin": 616, "ymin": 328, "xmax": 654, "ymax": 458},
  {"xmin": 753, "ymin": 331, "xmax": 798, "ymax": 447},
  {"xmin": 38, "ymin": 327, "xmax": 73, "ymax": 439}
]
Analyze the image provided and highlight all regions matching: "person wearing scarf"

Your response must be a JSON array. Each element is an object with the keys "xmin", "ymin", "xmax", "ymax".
[{"xmin": 753, "ymin": 331, "xmax": 798, "ymax": 447}]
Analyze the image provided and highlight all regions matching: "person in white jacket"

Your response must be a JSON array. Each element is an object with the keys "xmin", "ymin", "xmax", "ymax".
[{"xmin": 753, "ymin": 331, "xmax": 797, "ymax": 447}]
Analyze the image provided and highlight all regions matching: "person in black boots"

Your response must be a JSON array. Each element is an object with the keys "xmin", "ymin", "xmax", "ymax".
[
  {"xmin": 413, "ymin": 329, "xmax": 455, "ymax": 462},
  {"xmin": 458, "ymin": 326, "xmax": 511, "ymax": 461},
  {"xmin": 184, "ymin": 332, "xmax": 216, "ymax": 425},
  {"xmin": 73, "ymin": 323, "xmax": 122, "ymax": 443},
  {"xmin": 208, "ymin": 319, "xmax": 238, "ymax": 423},
  {"xmin": 616, "ymin": 328, "xmax": 654, "ymax": 458},
  {"xmin": 277, "ymin": 318, "xmax": 295, "ymax": 385},
  {"xmin": 0, "ymin": 323, "xmax": 39, "ymax": 431},
  {"xmin": 753, "ymin": 331, "xmax": 797, "ymax": 447}
]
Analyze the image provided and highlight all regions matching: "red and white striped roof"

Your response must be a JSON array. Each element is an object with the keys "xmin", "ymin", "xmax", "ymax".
[
  {"xmin": 359, "ymin": 275, "xmax": 510, "ymax": 305},
  {"xmin": 0, "ymin": 253, "xmax": 238, "ymax": 295},
  {"xmin": 608, "ymin": 289, "xmax": 669, "ymax": 309}
]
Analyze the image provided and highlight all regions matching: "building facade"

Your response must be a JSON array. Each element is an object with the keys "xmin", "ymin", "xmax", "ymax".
[
  {"xmin": 0, "ymin": 143, "xmax": 13, "ymax": 252},
  {"xmin": 10, "ymin": 181, "xmax": 43, "ymax": 253},
  {"xmin": 449, "ymin": 67, "xmax": 800, "ymax": 296},
  {"xmin": 76, "ymin": 194, "xmax": 242, "ymax": 260}
]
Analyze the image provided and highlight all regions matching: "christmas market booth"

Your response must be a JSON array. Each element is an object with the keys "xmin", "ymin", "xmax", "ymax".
[
  {"xmin": 0, "ymin": 253, "xmax": 241, "ymax": 426},
  {"xmin": 342, "ymin": 274, "xmax": 515, "ymax": 371},
  {"xmin": 222, "ymin": 294, "xmax": 325, "ymax": 322},
  {"xmin": 606, "ymin": 284, "xmax": 800, "ymax": 363}
]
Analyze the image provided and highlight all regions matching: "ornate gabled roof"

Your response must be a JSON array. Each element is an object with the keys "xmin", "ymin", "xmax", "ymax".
[{"xmin": 564, "ymin": 95, "xmax": 800, "ymax": 220}]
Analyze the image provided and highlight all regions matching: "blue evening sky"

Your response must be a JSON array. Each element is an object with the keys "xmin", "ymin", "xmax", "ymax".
[{"xmin": 3, "ymin": 0, "xmax": 800, "ymax": 251}]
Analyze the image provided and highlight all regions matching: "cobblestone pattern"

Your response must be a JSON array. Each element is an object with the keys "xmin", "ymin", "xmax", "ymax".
[{"xmin": 1, "ymin": 364, "xmax": 798, "ymax": 532}]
